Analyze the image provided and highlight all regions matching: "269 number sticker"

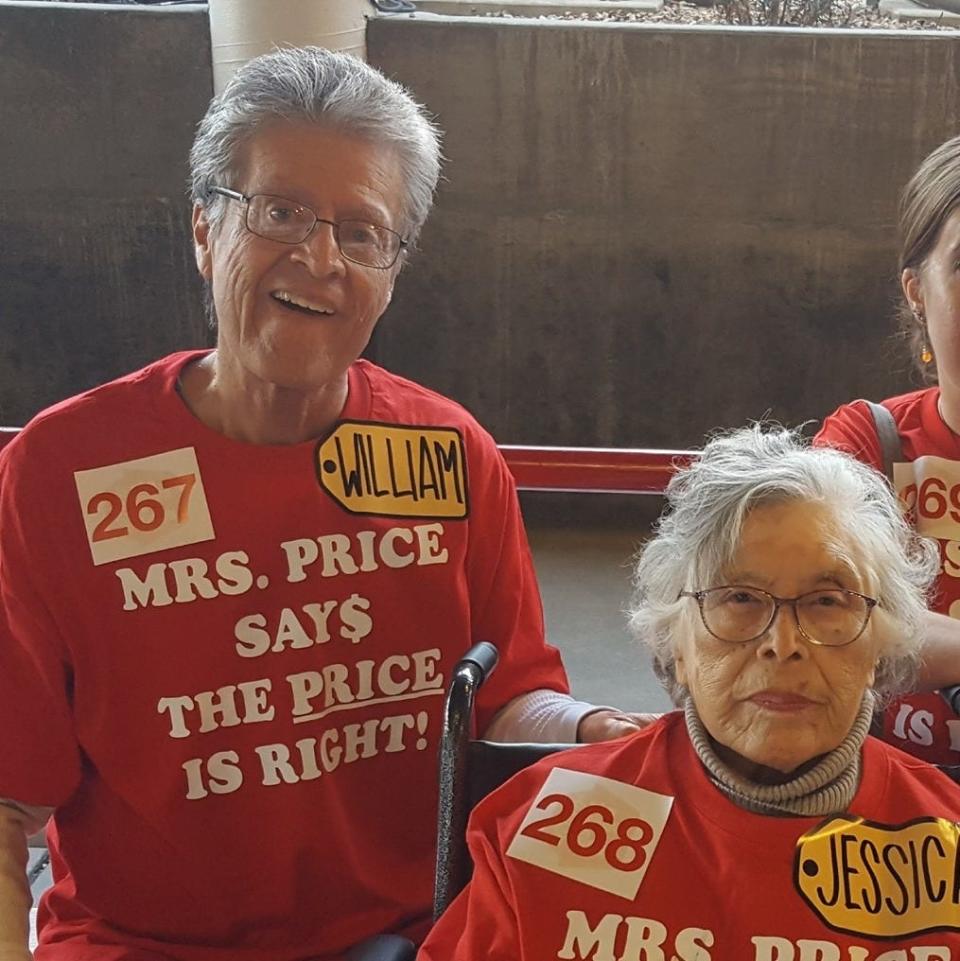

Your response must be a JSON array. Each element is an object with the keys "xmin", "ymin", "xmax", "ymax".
[
  {"xmin": 894, "ymin": 456, "xmax": 960, "ymax": 540},
  {"xmin": 506, "ymin": 767, "xmax": 673, "ymax": 899},
  {"xmin": 75, "ymin": 448, "xmax": 215, "ymax": 565}
]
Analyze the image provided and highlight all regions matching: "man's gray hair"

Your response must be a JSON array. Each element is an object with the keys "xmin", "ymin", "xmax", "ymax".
[
  {"xmin": 629, "ymin": 425, "xmax": 939, "ymax": 705},
  {"xmin": 189, "ymin": 46, "xmax": 442, "ymax": 248}
]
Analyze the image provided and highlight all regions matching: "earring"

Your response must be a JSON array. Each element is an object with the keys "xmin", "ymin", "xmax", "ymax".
[{"xmin": 911, "ymin": 304, "xmax": 932, "ymax": 363}]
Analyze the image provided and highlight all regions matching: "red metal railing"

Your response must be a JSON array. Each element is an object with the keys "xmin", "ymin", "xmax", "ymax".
[
  {"xmin": 0, "ymin": 428, "xmax": 694, "ymax": 494},
  {"xmin": 500, "ymin": 445, "xmax": 692, "ymax": 495}
]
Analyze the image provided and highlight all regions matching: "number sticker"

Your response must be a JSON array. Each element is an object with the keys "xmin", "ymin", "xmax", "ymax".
[
  {"xmin": 75, "ymin": 448, "xmax": 215, "ymax": 565},
  {"xmin": 506, "ymin": 767, "xmax": 673, "ymax": 899},
  {"xmin": 894, "ymin": 456, "xmax": 960, "ymax": 540}
]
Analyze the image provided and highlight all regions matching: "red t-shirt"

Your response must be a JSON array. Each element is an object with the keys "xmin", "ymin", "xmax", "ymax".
[
  {"xmin": 418, "ymin": 713, "xmax": 960, "ymax": 961},
  {"xmin": 0, "ymin": 352, "xmax": 569, "ymax": 961},
  {"xmin": 816, "ymin": 389, "xmax": 960, "ymax": 768}
]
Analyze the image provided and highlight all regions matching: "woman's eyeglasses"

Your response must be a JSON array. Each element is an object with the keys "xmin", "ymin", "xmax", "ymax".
[{"xmin": 679, "ymin": 585, "xmax": 878, "ymax": 647}]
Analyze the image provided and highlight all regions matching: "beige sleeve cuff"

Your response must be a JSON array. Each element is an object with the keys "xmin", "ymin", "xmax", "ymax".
[
  {"xmin": 481, "ymin": 689, "xmax": 606, "ymax": 743},
  {"xmin": 0, "ymin": 801, "xmax": 46, "ymax": 960}
]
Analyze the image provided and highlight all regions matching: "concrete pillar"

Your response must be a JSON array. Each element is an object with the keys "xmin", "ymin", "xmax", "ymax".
[{"xmin": 208, "ymin": 0, "xmax": 368, "ymax": 93}]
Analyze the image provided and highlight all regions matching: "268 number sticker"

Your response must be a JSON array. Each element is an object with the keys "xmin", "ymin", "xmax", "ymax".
[
  {"xmin": 506, "ymin": 767, "xmax": 673, "ymax": 899},
  {"xmin": 519, "ymin": 794, "xmax": 654, "ymax": 871}
]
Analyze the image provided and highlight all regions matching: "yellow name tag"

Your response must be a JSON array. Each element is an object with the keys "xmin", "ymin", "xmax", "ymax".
[
  {"xmin": 74, "ymin": 448, "xmax": 215, "ymax": 566},
  {"xmin": 795, "ymin": 815, "xmax": 960, "ymax": 938},
  {"xmin": 506, "ymin": 767, "xmax": 673, "ymax": 900},
  {"xmin": 316, "ymin": 422, "xmax": 468, "ymax": 519}
]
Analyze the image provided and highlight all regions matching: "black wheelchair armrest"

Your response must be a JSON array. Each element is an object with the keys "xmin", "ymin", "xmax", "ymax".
[{"xmin": 344, "ymin": 934, "xmax": 416, "ymax": 961}]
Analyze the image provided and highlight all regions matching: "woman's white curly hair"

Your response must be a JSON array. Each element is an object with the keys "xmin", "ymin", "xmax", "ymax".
[{"xmin": 628, "ymin": 424, "xmax": 939, "ymax": 706}]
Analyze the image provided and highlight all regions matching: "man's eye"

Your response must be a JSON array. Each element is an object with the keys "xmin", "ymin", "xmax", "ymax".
[
  {"xmin": 345, "ymin": 224, "xmax": 379, "ymax": 245},
  {"xmin": 267, "ymin": 206, "xmax": 296, "ymax": 223}
]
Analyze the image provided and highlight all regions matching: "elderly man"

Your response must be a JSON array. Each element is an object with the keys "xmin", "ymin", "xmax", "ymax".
[{"xmin": 0, "ymin": 47, "xmax": 640, "ymax": 961}]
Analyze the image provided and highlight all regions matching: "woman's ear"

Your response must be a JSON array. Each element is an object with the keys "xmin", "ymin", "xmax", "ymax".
[
  {"xmin": 674, "ymin": 645, "xmax": 689, "ymax": 689},
  {"xmin": 193, "ymin": 203, "xmax": 214, "ymax": 281},
  {"xmin": 901, "ymin": 266, "xmax": 924, "ymax": 319}
]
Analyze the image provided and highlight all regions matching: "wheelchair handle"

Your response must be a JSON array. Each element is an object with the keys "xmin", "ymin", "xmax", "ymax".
[
  {"xmin": 434, "ymin": 641, "xmax": 500, "ymax": 919},
  {"xmin": 457, "ymin": 641, "xmax": 499, "ymax": 686}
]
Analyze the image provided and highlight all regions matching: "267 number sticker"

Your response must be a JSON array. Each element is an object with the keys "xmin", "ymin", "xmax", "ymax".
[
  {"xmin": 506, "ymin": 767, "xmax": 673, "ymax": 899},
  {"xmin": 88, "ymin": 474, "xmax": 197, "ymax": 543},
  {"xmin": 75, "ymin": 447, "xmax": 215, "ymax": 565}
]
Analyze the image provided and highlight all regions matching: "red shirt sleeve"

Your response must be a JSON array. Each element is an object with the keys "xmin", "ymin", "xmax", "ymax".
[
  {"xmin": 0, "ymin": 435, "xmax": 83, "ymax": 807},
  {"xmin": 813, "ymin": 400, "xmax": 884, "ymax": 473},
  {"xmin": 463, "ymin": 427, "xmax": 570, "ymax": 734}
]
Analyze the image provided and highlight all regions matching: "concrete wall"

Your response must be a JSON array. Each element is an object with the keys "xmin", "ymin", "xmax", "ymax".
[
  {"xmin": 3, "ymin": 7, "xmax": 960, "ymax": 447},
  {"xmin": 367, "ymin": 17, "xmax": 960, "ymax": 447},
  {"xmin": 0, "ymin": 2, "xmax": 212, "ymax": 426}
]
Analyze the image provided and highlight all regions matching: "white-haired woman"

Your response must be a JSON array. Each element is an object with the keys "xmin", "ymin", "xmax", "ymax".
[
  {"xmin": 0, "ymin": 46, "xmax": 635, "ymax": 961},
  {"xmin": 418, "ymin": 426, "xmax": 960, "ymax": 961}
]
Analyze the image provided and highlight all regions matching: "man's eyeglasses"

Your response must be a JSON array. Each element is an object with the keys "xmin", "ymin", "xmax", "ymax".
[
  {"xmin": 678, "ymin": 585, "xmax": 879, "ymax": 647},
  {"xmin": 209, "ymin": 187, "xmax": 407, "ymax": 270}
]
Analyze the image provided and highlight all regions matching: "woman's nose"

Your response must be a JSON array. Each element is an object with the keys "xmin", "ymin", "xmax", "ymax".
[{"xmin": 757, "ymin": 603, "xmax": 807, "ymax": 661}]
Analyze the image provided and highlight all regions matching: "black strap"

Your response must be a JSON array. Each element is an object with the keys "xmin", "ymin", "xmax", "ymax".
[{"xmin": 863, "ymin": 399, "xmax": 901, "ymax": 487}]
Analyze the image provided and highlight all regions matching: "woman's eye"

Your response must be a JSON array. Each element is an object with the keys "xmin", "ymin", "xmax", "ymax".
[
  {"xmin": 725, "ymin": 590, "xmax": 760, "ymax": 605},
  {"xmin": 268, "ymin": 206, "xmax": 295, "ymax": 222},
  {"xmin": 812, "ymin": 591, "xmax": 850, "ymax": 608}
]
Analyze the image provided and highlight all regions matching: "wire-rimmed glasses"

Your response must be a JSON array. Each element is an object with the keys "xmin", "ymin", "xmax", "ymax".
[
  {"xmin": 679, "ymin": 585, "xmax": 878, "ymax": 647},
  {"xmin": 210, "ymin": 187, "xmax": 407, "ymax": 269}
]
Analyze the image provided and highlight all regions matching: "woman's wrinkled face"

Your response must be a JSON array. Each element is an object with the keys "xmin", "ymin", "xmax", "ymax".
[
  {"xmin": 674, "ymin": 501, "xmax": 883, "ymax": 777},
  {"xmin": 903, "ymin": 207, "xmax": 960, "ymax": 391}
]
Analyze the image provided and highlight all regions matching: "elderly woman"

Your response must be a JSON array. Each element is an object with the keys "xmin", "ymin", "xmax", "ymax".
[
  {"xmin": 0, "ymin": 47, "xmax": 637, "ymax": 961},
  {"xmin": 817, "ymin": 135, "xmax": 960, "ymax": 770},
  {"xmin": 418, "ymin": 426, "xmax": 960, "ymax": 961}
]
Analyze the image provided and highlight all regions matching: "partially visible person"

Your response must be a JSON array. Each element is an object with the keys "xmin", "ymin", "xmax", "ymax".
[
  {"xmin": 418, "ymin": 426, "xmax": 960, "ymax": 961},
  {"xmin": 0, "ymin": 47, "xmax": 645, "ymax": 961},
  {"xmin": 817, "ymin": 133, "xmax": 960, "ymax": 769}
]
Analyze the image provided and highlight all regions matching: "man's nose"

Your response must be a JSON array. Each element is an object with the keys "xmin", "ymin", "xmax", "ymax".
[{"xmin": 293, "ymin": 220, "xmax": 346, "ymax": 276}]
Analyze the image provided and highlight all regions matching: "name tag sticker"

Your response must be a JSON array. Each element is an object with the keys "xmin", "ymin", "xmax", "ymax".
[
  {"xmin": 75, "ymin": 447, "xmax": 215, "ymax": 565},
  {"xmin": 795, "ymin": 815, "xmax": 960, "ymax": 938},
  {"xmin": 506, "ymin": 767, "xmax": 673, "ymax": 899},
  {"xmin": 894, "ymin": 455, "xmax": 960, "ymax": 541},
  {"xmin": 316, "ymin": 421, "xmax": 468, "ymax": 519}
]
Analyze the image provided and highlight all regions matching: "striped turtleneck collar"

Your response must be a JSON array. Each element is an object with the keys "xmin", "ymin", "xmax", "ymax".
[{"xmin": 684, "ymin": 694, "xmax": 874, "ymax": 817}]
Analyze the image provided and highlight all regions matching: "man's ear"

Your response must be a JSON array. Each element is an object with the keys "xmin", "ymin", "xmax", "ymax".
[
  {"xmin": 192, "ymin": 203, "xmax": 214, "ymax": 281},
  {"xmin": 901, "ymin": 266, "xmax": 924, "ymax": 318}
]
